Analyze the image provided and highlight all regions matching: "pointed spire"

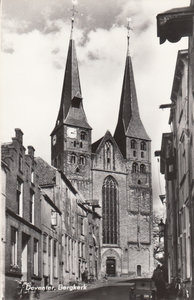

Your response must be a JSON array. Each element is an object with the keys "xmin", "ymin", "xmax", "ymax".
[
  {"xmin": 114, "ymin": 20, "xmax": 150, "ymax": 156},
  {"xmin": 52, "ymin": 1, "xmax": 82, "ymax": 131}
]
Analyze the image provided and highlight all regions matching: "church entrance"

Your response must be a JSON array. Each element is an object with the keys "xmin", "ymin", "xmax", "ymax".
[{"xmin": 106, "ymin": 258, "xmax": 116, "ymax": 276}]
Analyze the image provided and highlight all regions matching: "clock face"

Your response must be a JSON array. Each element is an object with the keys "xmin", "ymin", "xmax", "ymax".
[
  {"xmin": 67, "ymin": 127, "xmax": 77, "ymax": 138},
  {"xmin": 52, "ymin": 135, "xmax": 57, "ymax": 145}
]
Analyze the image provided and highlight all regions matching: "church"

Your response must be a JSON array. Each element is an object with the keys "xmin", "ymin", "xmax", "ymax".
[{"xmin": 50, "ymin": 19, "xmax": 153, "ymax": 278}]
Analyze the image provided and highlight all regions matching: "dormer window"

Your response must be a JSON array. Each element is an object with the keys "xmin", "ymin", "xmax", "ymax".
[
  {"xmin": 140, "ymin": 164, "xmax": 146, "ymax": 174},
  {"xmin": 131, "ymin": 139, "xmax": 137, "ymax": 149},
  {"xmin": 140, "ymin": 141, "xmax": 146, "ymax": 151},
  {"xmin": 132, "ymin": 162, "xmax": 138, "ymax": 173}
]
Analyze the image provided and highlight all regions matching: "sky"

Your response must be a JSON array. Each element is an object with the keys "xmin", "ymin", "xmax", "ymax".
[{"xmin": 1, "ymin": 0, "xmax": 190, "ymax": 213}]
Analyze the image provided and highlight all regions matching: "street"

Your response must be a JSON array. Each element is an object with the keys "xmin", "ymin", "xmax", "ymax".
[
  {"xmin": 41, "ymin": 285, "xmax": 132, "ymax": 300},
  {"xmin": 39, "ymin": 279, "xmax": 155, "ymax": 300}
]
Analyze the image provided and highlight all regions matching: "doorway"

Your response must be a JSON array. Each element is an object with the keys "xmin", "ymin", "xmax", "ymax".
[
  {"xmin": 21, "ymin": 233, "xmax": 29, "ymax": 281},
  {"xmin": 106, "ymin": 258, "xmax": 116, "ymax": 276}
]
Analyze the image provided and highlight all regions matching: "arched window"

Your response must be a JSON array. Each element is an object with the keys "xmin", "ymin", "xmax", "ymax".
[
  {"xmin": 140, "ymin": 141, "xmax": 146, "ymax": 151},
  {"xmin": 79, "ymin": 155, "xmax": 85, "ymax": 165},
  {"xmin": 102, "ymin": 176, "xmax": 118, "ymax": 244},
  {"xmin": 140, "ymin": 164, "xmax": 146, "ymax": 173},
  {"xmin": 104, "ymin": 141, "xmax": 114, "ymax": 170},
  {"xmin": 80, "ymin": 131, "xmax": 86, "ymax": 141},
  {"xmin": 70, "ymin": 153, "xmax": 76, "ymax": 164},
  {"xmin": 131, "ymin": 139, "xmax": 137, "ymax": 149},
  {"xmin": 132, "ymin": 162, "xmax": 138, "ymax": 173}
]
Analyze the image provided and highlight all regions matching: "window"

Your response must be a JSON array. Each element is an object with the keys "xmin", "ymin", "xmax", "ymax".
[
  {"xmin": 131, "ymin": 139, "xmax": 137, "ymax": 149},
  {"xmin": 19, "ymin": 155, "xmax": 23, "ymax": 172},
  {"xmin": 140, "ymin": 164, "xmax": 146, "ymax": 174},
  {"xmin": 31, "ymin": 170, "xmax": 34, "ymax": 183},
  {"xmin": 132, "ymin": 162, "xmax": 138, "ymax": 173},
  {"xmin": 48, "ymin": 237, "xmax": 51, "ymax": 257},
  {"xmin": 33, "ymin": 239, "xmax": 38, "ymax": 276},
  {"xmin": 70, "ymin": 153, "xmax": 76, "ymax": 164},
  {"xmin": 30, "ymin": 192, "xmax": 34, "ymax": 224},
  {"xmin": 133, "ymin": 150, "xmax": 136, "ymax": 157},
  {"xmin": 43, "ymin": 234, "xmax": 47, "ymax": 253},
  {"xmin": 16, "ymin": 180, "xmax": 23, "ymax": 216},
  {"xmin": 53, "ymin": 240, "xmax": 58, "ymax": 278},
  {"xmin": 81, "ymin": 217, "xmax": 84, "ymax": 235},
  {"xmin": 102, "ymin": 176, "xmax": 118, "ymax": 244},
  {"xmin": 11, "ymin": 227, "xmax": 17, "ymax": 265},
  {"xmin": 137, "ymin": 265, "xmax": 141, "ymax": 276},
  {"xmin": 80, "ymin": 142, "xmax": 83, "ymax": 148},
  {"xmin": 80, "ymin": 131, "xmax": 86, "ymax": 140},
  {"xmin": 51, "ymin": 210, "xmax": 57, "ymax": 227},
  {"xmin": 73, "ymin": 141, "xmax": 76, "ymax": 147},
  {"xmin": 79, "ymin": 155, "xmax": 85, "ymax": 165},
  {"xmin": 104, "ymin": 141, "xmax": 114, "ymax": 170},
  {"xmin": 140, "ymin": 141, "xmax": 146, "ymax": 151},
  {"xmin": 141, "ymin": 152, "xmax": 144, "ymax": 158}
]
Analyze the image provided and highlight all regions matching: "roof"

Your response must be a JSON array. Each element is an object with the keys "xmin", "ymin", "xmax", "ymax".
[
  {"xmin": 64, "ymin": 96, "xmax": 92, "ymax": 129},
  {"xmin": 114, "ymin": 54, "xmax": 150, "ymax": 147},
  {"xmin": 92, "ymin": 137, "xmax": 103, "ymax": 153},
  {"xmin": 51, "ymin": 38, "xmax": 83, "ymax": 134},
  {"xmin": 35, "ymin": 157, "xmax": 56, "ymax": 186}
]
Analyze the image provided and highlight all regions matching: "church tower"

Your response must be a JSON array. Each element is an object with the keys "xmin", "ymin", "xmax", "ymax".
[
  {"xmin": 114, "ymin": 20, "xmax": 153, "ymax": 276},
  {"xmin": 51, "ymin": 15, "xmax": 92, "ymax": 199}
]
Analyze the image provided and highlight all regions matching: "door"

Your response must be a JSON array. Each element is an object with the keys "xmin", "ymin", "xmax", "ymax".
[{"xmin": 106, "ymin": 258, "xmax": 116, "ymax": 276}]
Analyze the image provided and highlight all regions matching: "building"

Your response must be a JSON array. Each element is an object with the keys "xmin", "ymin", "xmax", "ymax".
[
  {"xmin": 35, "ymin": 157, "xmax": 101, "ymax": 286},
  {"xmin": 1, "ymin": 161, "xmax": 8, "ymax": 300},
  {"xmin": 2, "ymin": 129, "xmax": 42, "ymax": 300},
  {"xmin": 156, "ymin": 1, "xmax": 194, "ymax": 298},
  {"xmin": 50, "ymin": 20, "xmax": 153, "ymax": 277}
]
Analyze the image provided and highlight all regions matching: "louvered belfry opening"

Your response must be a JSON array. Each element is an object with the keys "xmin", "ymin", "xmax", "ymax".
[{"xmin": 102, "ymin": 176, "xmax": 118, "ymax": 244}]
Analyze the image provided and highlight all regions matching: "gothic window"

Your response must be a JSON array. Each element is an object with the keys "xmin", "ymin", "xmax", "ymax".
[
  {"xmin": 104, "ymin": 141, "xmax": 114, "ymax": 170},
  {"xmin": 80, "ymin": 131, "xmax": 86, "ymax": 140},
  {"xmin": 131, "ymin": 139, "xmax": 137, "ymax": 149},
  {"xmin": 140, "ymin": 164, "xmax": 146, "ymax": 174},
  {"xmin": 102, "ymin": 176, "xmax": 118, "ymax": 244},
  {"xmin": 132, "ymin": 162, "xmax": 138, "ymax": 173},
  {"xmin": 140, "ymin": 141, "xmax": 146, "ymax": 151},
  {"xmin": 70, "ymin": 153, "xmax": 76, "ymax": 164},
  {"xmin": 79, "ymin": 155, "xmax": 85, "ymax": 165}
]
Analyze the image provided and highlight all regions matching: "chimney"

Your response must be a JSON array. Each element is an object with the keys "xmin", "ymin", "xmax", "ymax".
[
  {"xmin": 15, "ymin": 128, "xmax": 23, "ymax": 144},
  {"xmin": 28, "ymin": 146, "xmax": 35, "ymax": 157}
]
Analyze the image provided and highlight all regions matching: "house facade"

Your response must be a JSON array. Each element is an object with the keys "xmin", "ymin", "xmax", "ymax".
[{"xmin": 156, "ymin": 2, "xmax": 194, "ymax": 298}]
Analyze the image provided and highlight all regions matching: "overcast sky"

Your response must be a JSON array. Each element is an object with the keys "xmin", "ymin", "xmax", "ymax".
[{"xmin": 1, "ymin": 0, "xmax": 190, "ymax": 212}]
